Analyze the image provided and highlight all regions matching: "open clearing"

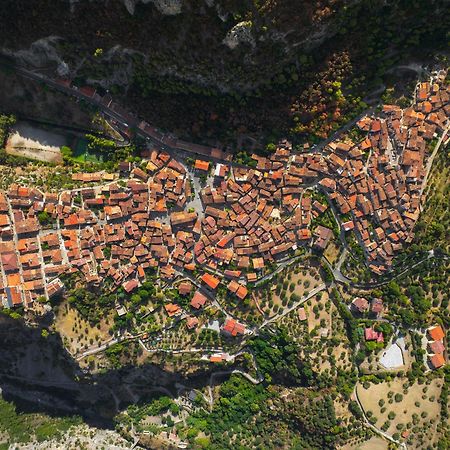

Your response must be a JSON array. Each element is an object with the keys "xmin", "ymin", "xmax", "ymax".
[
  {"xmin": 324, "ymin": 240, "xmax": 341, "ymax": 265},
  {"xmin": 6, "ymin": 121, "xmax": 65, "ymax": 163},
  {"xmin": 357, "ymin": 377, "xmax": 442, "ymax": 447}
]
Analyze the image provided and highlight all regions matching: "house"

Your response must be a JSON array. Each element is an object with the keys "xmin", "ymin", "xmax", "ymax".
[
  {"xmin": 214, "ymin": 163, "xmax": 229, "ymax": 179},
  {"xmin": 227, "ymin": 280, "xmax": 248, "ymax": 299},
  {"xmin": 298, "ymin": 307, "xmax": 307, "ymax": 321},
  {"xmin": 165, "ymin": 303, "xmax": 182, "ymax": 317},
  {"xmin": 186, "ymin": 316, "xmax": 199, "ymax": 330},
  {"xmin": 428, "ymin": 325, "xmax": 445, "ymax": 341},
  {"xmin": 47, "ymin": 278, "xmax": 64, "ymax": 298},
  {"xmin": 210, "ymin": 354, "xmax": 225, "ymax": 363},
  {"xmin": 364, "ymin": 327, "xmax": 384, "ymax": 343},
  {"xmin": 370, "ymin": 298, "xmax": 384, "ymax": 318},
  {"xmin": 122, "ymin": 279, "xmax": 139, "ymax": 293},
  {"xmin": 116, "ymin": 305, "xmax": 127, "ymax": 317},
  {"xmin": 178, "ymin": 281, "xmax": 192, "ymax": 296},
  {"xmin": 428, "ymin": 340, "xmax": 445, "ymax": 354},
  {"xmin": 1, "ymin": 252, "xmax": 19, "ymax": 272},
  {"xmin": 351, "ymin": 297, "xmax": 369, "ymax": 314},
  {"xmin": 4, "ymin": 286, "xmax": 23, "ymax": 307},
  {"xmin": 194, "ymin": 160, "xmax": 210, "ymax": 172},
  {"xmin": 170, "ymin": 211, "xmax": 198, "ymax": 226},
  {"xmin": 342, "ymin": 220, "xmax": 355, "ymax": 232},
  {"xmin": 119, "ymin": 161, "xmax": 132, "ymax": 175},
  {"xmin": 313, "ymin": 225, "xmax": 333, "ymax": 251},
  {"xmin": 222, "ymin": 318, "xmax": 246, "ymax": 337},
  {"xmin": 201, "ymin": 273, "xmax": 220, "ymax": 290},
  {"xmin": 429, "ymin": 353, "xmax": 445, "ymax": 370},
  {"xmin": 190, "ymin": 290, "xmax": 208, "ymax": 309}
]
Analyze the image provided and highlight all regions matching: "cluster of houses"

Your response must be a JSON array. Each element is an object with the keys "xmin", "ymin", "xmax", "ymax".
[
  {"xmin": 350, "ymin": 295, "xmax": 447, "ymax": 371},
  {"xmin": 427, "ymin": 325, "xmax": 447, "ymax": 370},
  {"xmin": 351, "ymin": 297, "xmax": 384, "ymax": 318},
  {"xmin": 0, "ymin": 72, "xmax": 448, "ymax": 346},
  {"xmin": 321, "ymin": 71, "xmax": 449, "ymax": 274},
  {"xmin": 350, "ymin": 296, "xmax": 386, "ymax": 344}
]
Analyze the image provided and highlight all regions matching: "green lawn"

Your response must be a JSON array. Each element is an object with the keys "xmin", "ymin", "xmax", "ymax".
[{"xmin": 72, "ymin": 138, "xmax": 104, "ymax": 163}]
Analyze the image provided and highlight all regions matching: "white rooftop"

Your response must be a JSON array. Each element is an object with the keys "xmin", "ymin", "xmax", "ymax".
[{"xmin": 379, "ymin": 342, "xmax": 404, "ymax": 369}]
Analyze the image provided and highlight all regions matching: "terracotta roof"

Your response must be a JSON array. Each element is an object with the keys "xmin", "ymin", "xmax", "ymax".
[
  {"xmin": 194, "ymin": 160, "xmax": 210, "ymax": 171},
  {"xmin": 429, "ymin": 353, "xmax": 445, "ymax": 369},
  {"xmin": 201, "ymin": 273, "xmax": 220, "ymax": 290},
  {"xmin": 428, "ymin": 325, "xmax": 445, "ymax": 341},
  {"xmin": 190, "ymin": 290, "xmax": 208, "ymax": 309}
]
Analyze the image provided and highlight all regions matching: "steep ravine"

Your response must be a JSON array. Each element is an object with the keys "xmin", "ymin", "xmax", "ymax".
[{"xmin": 0, "ymin": 315, "xmax": 221, "ymax": 429}]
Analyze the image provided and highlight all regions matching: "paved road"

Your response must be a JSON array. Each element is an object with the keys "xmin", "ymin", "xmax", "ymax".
[{"xmin": 0, "ymin": 59, "xmax": 253, "ymax": 169}]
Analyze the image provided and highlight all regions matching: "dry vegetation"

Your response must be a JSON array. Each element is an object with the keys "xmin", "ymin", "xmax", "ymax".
[
  {"xmin": 253, "ymin": 261, "xmax": 322, "ymax": 318},
  {"xmin": 357, "ymin": 377, "xmax": 443, "ymax": 447},
  {"xmin": 54, "ymin": 301, "xmax": 114, "ymax": 355}
]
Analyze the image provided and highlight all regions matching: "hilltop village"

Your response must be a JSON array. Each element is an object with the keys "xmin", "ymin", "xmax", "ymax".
[{"xmin": 0, "ymin": 70, "xmax": 448, "ymax": 319}]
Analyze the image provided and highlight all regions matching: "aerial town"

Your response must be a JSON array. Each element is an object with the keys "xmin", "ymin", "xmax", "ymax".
[
  {"xmin": 1, "ymin": 71, "xmax": 448, "ymax": 316},
  {"xmin": 1, "ymin": 2, "xmax": 450, "ymax": 449}
]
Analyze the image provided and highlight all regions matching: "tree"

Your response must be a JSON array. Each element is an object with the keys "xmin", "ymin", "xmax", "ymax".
[
  {"xmin": 61, "ymin": 145, "xmax": 73, "ymax": 164},
  {"xmin": 37, "ymin": 211, "xmax": 51, "ymax": 226}
]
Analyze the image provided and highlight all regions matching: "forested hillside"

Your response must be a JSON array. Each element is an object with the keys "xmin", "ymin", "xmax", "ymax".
[{"xmin": 0, "ymin": 0, "xmax": 448, "ymax": 143}]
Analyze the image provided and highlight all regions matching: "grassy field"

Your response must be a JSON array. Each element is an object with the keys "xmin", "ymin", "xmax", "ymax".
[
  {"xmin": 72, "ymin": 137, "xmax": 104, "ymax": 163},
  {"xmin": 357, "ymin": 378, "xmax": 443, "ymax": 447}
]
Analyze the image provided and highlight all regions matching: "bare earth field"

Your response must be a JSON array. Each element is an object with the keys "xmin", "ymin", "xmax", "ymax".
[
  {"xmin": 340, "ymin": 436, "xmax": 388, "ymax": 450},
  {"xmin": 6, "ymin": 122, "xmax": 65, "ymax": 163}
]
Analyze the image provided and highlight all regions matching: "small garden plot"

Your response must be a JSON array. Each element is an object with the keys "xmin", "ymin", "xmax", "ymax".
[
  {"xmin": 324, "ymin": 240, "xmax": 341, "ymax": 265},
  {"xmin": 357, "ymin": 377, "xmax": 443, "ymax": 447}
]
